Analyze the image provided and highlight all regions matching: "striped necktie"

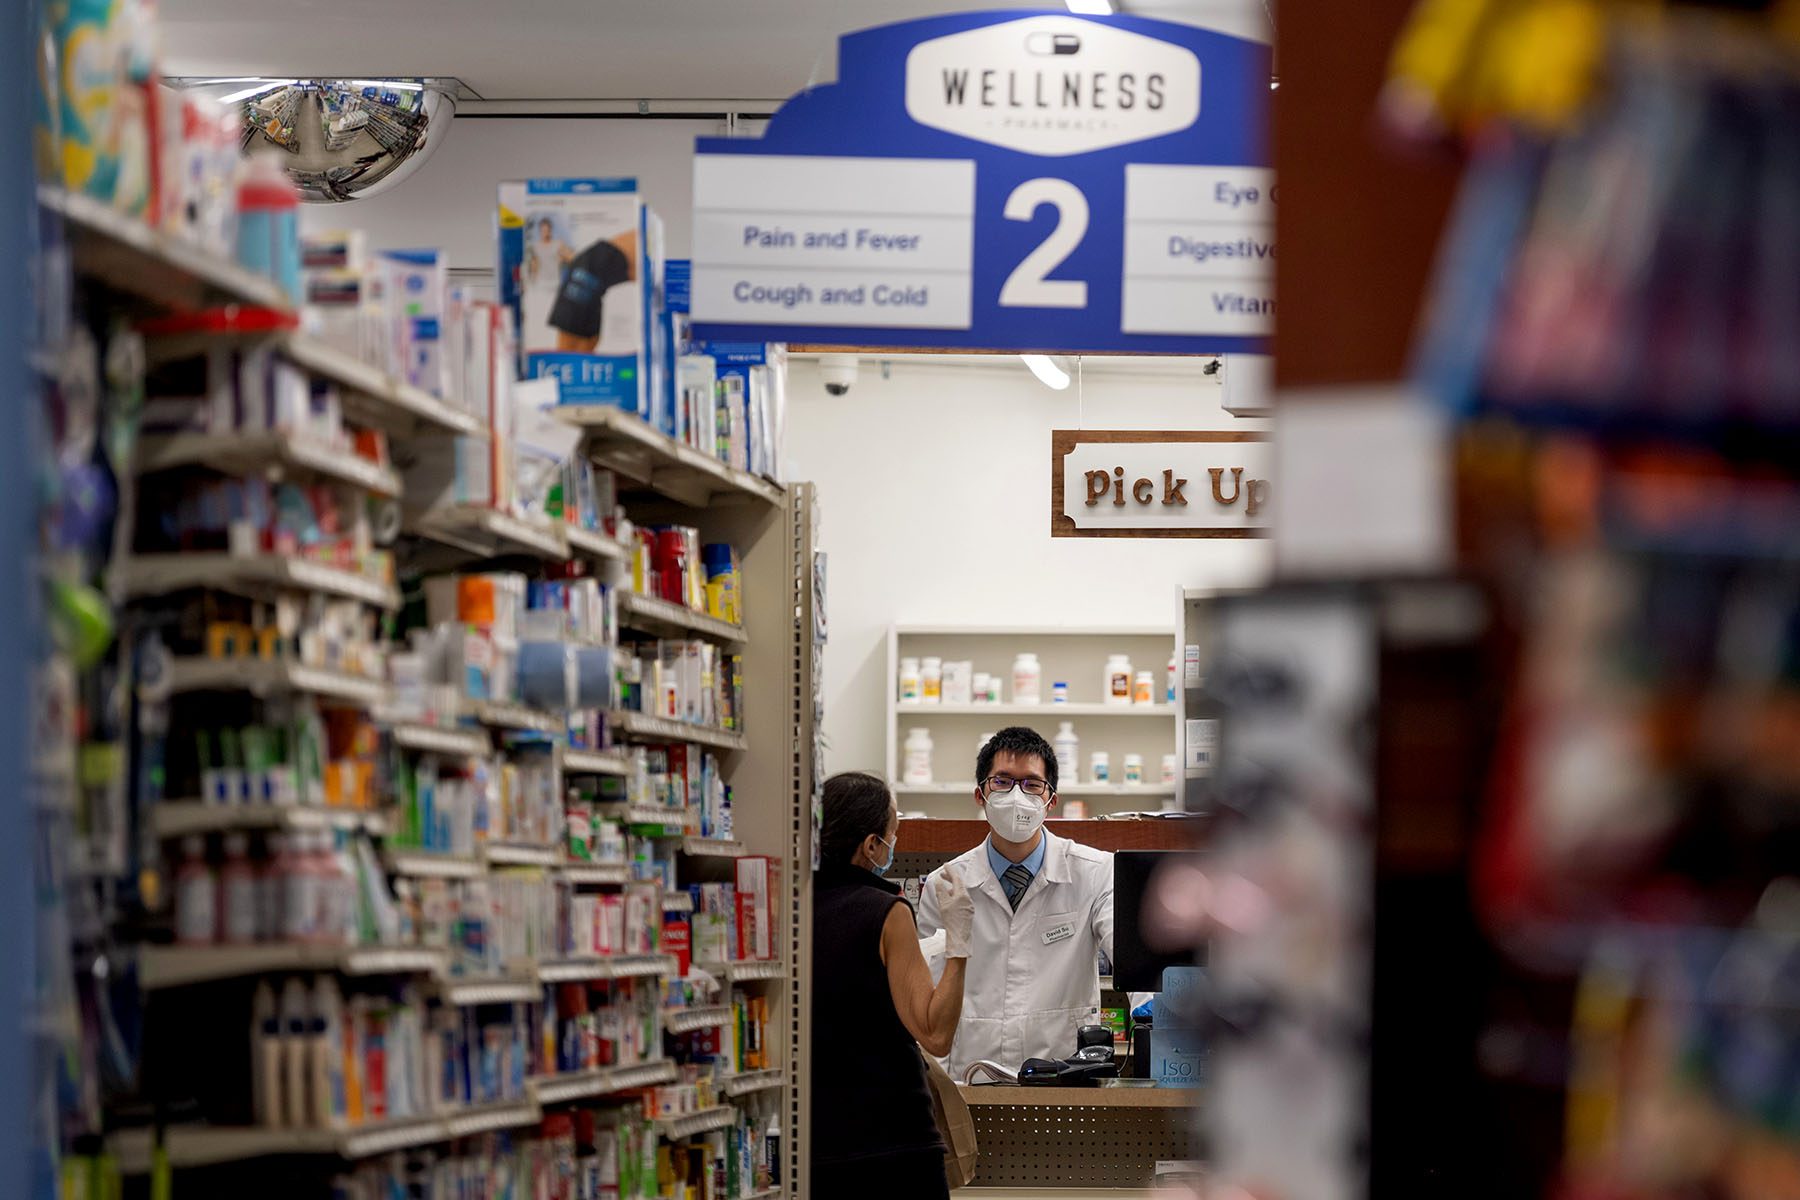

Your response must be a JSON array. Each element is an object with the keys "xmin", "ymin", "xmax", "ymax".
[{"xmin": 1001, "ymin": 863, "xmax": 1034, "ymax": 911}]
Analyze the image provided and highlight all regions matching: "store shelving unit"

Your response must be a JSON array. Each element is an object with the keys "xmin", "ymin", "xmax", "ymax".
[
  {"xmin": 39, "ymin": 185, "xmax": 292, "ymax": 311},
  {"xmin": 162, "ymin": 656, "xmax": 390, "ymax": 707},
  {"xmin": 885, "ymin": 624, "xmax": 1180, "ymax": 818},
  {"xmin": 531, "ymin": 1060, "xmax": 677, "ymax": 1106},
  {"xmin": 47, "ymin": 177, "xmax": 815, "ymax": 1197},
  {"xmin": 656, "ymin": 1106, "xmax": 737, "ymax": 1140},
  {"xmin": 139, "ymin": 944, "xmax": 446, "ymax": 990},
  {"xmin": 150, "ymin": 801, "xmax": 387, "ymax": 838},
  {"xmin": 135, "ymin": 431, "xmax": 405, "ymax": 497},
  {"xmin": 617, "ymin": 590, "xmax": 748, "ymax": 645},
  {"xmin": 663, "ymin": 1005, "xmax": 734, "ymax": 1034},
  {"xmin": 116, "ymin": 553, "xmax": 401, "ymax": 610}
]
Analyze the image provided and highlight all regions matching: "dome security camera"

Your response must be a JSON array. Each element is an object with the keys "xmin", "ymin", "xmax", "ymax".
[{"xmin": 820, "ymin": 355, "xmax": 859, "ymax": 397}]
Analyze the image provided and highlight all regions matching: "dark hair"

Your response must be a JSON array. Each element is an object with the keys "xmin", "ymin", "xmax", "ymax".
[
  {"xmin": 821, "ymin": 771, "xmax": 894, "ymax": 866},
  {"xmin": 976, "ymin": 726, "xmax": 1058, "ymax": 792}
]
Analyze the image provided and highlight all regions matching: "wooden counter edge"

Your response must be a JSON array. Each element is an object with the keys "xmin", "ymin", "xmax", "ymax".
[{"xmin": 957, "ymin": 1084, "xmax": 1198, "ymax": 1108}]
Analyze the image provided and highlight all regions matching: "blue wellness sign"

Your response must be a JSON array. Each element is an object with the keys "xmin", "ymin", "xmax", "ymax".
[{"xmin": 690, "ymin": 10, "xmax": 1271, "ymax": 354}]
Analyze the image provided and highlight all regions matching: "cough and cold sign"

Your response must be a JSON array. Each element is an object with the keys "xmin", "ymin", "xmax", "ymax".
[{"xmin": 690, "ymin": 11, "xmax": 1272, "ymax": 354}]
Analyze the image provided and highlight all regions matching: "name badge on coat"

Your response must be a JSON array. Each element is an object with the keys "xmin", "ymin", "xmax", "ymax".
[{"xmin": 1042, "ymin": 921, "xmax": 1075, "ymax": 945}]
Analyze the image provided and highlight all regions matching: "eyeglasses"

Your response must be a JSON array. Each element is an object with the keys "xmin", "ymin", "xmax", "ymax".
[{"xmin": 983, "ymin": 775, "xmax": 1051, "ymax": 797}]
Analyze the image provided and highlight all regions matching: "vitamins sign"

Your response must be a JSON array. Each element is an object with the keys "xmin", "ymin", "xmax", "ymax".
[{"xmin": 689, "ymin": 11, "xmax": 1271, "ymax": 354}]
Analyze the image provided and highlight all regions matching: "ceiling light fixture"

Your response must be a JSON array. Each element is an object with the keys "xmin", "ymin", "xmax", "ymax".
[
  {"xmin": 1021, "ymin": 354, "xmax": 1072, "ymax": 390},
  {"xmin": 1065, "ymin": 0, "xmax": 1114, "ymax": 13},
  {"xmin": 217, "ymin": 79, "xmax": 295, "ymax": 104}
]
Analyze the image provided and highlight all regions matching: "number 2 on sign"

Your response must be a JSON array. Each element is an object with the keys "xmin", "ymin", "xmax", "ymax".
[{"xmin": 999, "ymin": 179, "xmax": 1088, "ymax": 309}]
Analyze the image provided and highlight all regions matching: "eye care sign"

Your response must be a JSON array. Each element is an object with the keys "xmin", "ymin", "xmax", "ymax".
[
  {"xmin": 690, "ymin": 11, "xmax": 1271, "ymax": 354},
  {"xmin": 1051, "ymin": 430, "xmax": 1270, "ymax": 538}
]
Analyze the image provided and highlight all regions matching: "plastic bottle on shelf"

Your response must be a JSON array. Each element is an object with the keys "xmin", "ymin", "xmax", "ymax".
[
  {"xmin": 1054, "ymin": 722, "xmax": 1080, "ymax": 786},
  {"xmin": 1090, "ymin": 751, "xmax": 1110, "ymax": 784},
  {"xmin": 1124, "ymin": 754, "xmax": 1144, "ymax": 784},
  {"xmin": 898, "ymin": 657, "xmax": 922, "ymax": 703},
  {"xmin": 1167, "ymin": 652, "xmax": 1178, "ymax": 702},
  {"xmin": 1012, "ymin": 653, "xmax": 1042, "ymax": 705},
  {"xmin": 985, "ymin": 676, "xmax": 1003, "ymax": 704},
  {"xmin": 972, "ymin": 672, "xmax": 990, "ymax": 704},
  {"xmin": 175, "ymin": 836, "xmax": 217, "ymax": 945},
  {"xmin": 920, "ymin": 657, "xmax": 943, "ymax": 705},
  {"xmin": 1105, "ymin": 655, "xmax": 1133, "ymax": 706},
  {"xmin": 902, "ymin": 728, "xmax": 934, "ymax": 785},
  {"xmin": 282, "ymin": 832, "xmax": 316, "ymax": 942},
  {"xmin": 1161, "ymin": 754, "xmax": 1178, "ymax": 785},
  {"xmin": 234, "ymin": 155, "xmax": 303, "ymax": 303},
  {"xmin": 1051, "ymin": 681, "xmax": 1069, "ymax": 704},
  {"xmin": 218, "ymin": 833, "xmax": 259, "ymax": 944},
  {"xmin": 1133, "ymin": 671, "xmax": 1155, "ymax": 706}
]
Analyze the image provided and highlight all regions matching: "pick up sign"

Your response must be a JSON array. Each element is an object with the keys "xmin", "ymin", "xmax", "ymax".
[{"xmin": 1051, "ymin": 430, "xmax": 1270, "ymax": 538}]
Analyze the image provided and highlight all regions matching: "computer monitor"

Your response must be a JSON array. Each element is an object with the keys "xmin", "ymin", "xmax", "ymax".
[{"xmin": 1112, "ymin": 850, "xmax": 1203, "ymax": 994}]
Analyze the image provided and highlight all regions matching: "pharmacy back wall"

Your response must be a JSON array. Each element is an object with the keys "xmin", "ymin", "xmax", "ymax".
[{"xmin": 786, "ymin": 356, "xmax": 1273, "ymax": 782}]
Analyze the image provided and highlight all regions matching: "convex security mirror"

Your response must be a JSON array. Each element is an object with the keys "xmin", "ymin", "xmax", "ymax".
[{"xmin": 182, "ymin": 78, "xmax": 459, "ymax": 202}]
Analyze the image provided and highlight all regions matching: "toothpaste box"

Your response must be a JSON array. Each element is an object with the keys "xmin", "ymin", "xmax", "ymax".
[{"xmin": 499, "ymin": 178, "xmax": 662, "ymax": 413}]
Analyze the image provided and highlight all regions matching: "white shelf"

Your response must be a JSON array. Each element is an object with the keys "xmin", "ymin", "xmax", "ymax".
[
  {"xmin": 118, "ymin": 554, "xmax": 400, "ymax": 610},
  {"xmin": 561, "ymin": 862, "xmax": 631, "ymax": 885},
  {"xmin": 596, "ymin": 802, "xmax": 695, "ymax": 830},
  {"xmin": 565, "ymin": 525, "xmax": 631, "ymax": 564},
  {"xmin": 391, "ymin": 723, "xmax": 491, "ymax": 758},
  {"xmin": 557, "ymin": 404, "xmax": 783, "ymax": 509},
  {"xmin": 151, "ymin": 801, "xmax": 386, "ymax": 838},
  {"xmin": 895, "ymin": 624, "xmax": 1173, "ymax": 638},
  {"xmin": 412, "ymin": 505, "xmax": 566, "ymax": 560},
  {"xmin": 109, "ymin": 1103, "xmax": 538, "ymax": 1172},
  {"xmin": 42, "ymin": 185, "xmax": 294, "ymax": 312},
  {"xmin": 164, "ymin": 657, "xmax": 389, "ymax": 708},
  {"xmin": 442, "ymin": 1101, "xmax": 539, "ymax": 1139},
  {"xmin": 440, "ymin": 977, "xmax": 542, "ymax": 1006},
  {"xmin": 680, "ymin": 836, "xmax": 746, "ymax": 859},
  {"xmin": 484, "ymin": 842, "xmax": 563, "ymax": 868},
  {"xmin": 461, "ymin": 698, "xmax": 565, "ymax": 733},
  {"xmin": 531, "ymin": 1060, "xmax": 677, "ymax": 1106},
  {"xmin": 698, "ymin": 958, "xmax": 785, "ymax": 983},
  {"xmin": 560, "ymin": 747, "xmax": 630, "ymax": 777},
  {"xmin": 384, "ymin": 851, "xmax": 483, "ymax": 879},
  {"xmin": 140, "ymin": 943, "xmax": 445, "ymax": 989},
  {"xmin": 537, "ymin": 953, "xmax": 678, "ymax": 984},
  {"xmin": 618, "ymin": 591, "xmax": 747, "ymax": 646},
  {"xmin": 655, "ymin": 1106, "xmax": 736, "ymax": 1140},
  {"xmin": 612, "ymin": 710, "xmax": 746, "ymax": 753},
  {"xmin": 893, "ymin": 782, "xmax": 1177, "ymax": 798},
  {"xmin": 895, "ymin": 702, "xmax": 1174, "ymax": 717},
  {"xmin": 136, "ymin": 432, "xmax": 403, "ymax": 497},
  {"xmin": 662, "ymin": 1005, "xmax": 733, "ymax": 1034},
  {"xmin": 723, "ymin": 1069, "xmax": 785, "ymax": 1097}
]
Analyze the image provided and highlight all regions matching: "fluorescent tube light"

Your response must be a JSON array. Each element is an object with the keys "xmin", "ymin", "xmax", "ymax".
[{"xmin": 1066, "ymin": 0, "xmax": 1114, "ymax": 12}]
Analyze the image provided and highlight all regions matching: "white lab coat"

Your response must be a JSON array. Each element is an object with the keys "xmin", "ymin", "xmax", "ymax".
[{"xmin": 916, "ymin": 830, "xmax": 1116, "ymax": 1081}]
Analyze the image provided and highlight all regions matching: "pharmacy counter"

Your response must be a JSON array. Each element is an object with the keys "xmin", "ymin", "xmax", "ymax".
[{"xmin": 957, "ymin": 1084, "xmax": 1200, "ymax": 1190}]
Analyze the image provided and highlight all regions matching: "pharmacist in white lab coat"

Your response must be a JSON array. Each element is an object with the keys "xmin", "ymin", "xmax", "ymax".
[{"xmin": 916, "ymin": 726, "xmax": 1120, "ymax": 1081}]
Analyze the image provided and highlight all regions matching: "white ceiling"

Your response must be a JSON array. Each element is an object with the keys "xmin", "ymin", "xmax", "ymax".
[{"xmin": 160, "ymin": 0, "xmax": 1269, "ymax": 101}]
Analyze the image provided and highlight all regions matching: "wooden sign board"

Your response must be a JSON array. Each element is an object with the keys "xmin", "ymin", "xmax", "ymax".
[{"xmin": 1052, "ymin": 430, "xmax": 1270, "ymax": 538}]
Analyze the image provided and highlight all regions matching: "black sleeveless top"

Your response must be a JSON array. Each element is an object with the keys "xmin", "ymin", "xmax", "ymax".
[{"xmin": 810, "ymin": 864, "xmax": 945, "ymax": 1166}]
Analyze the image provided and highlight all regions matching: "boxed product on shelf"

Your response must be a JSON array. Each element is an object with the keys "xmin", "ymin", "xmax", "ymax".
[
  {"xmin": 734, "ymin": 857, "xmax": 781, "ymax": 962},
  {"xmin": 665, "ymin": 260, "xmax": 787, "ymax": 480},
  {"xmin": 618, "ymin": 641, "xmax": 740, "ymax": 731},
  {"xmin": 547, "ymin": 977, "xmax": 660, "ymax": 1075},
  {"xmin": 374, "ymin": 249, "xmax": 449, "ymax": 399},
  {"xmin": 498, "ymin": 177, "xmax": 662, "ymax": 413}
]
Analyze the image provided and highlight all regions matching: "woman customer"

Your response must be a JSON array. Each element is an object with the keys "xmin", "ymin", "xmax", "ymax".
[{"xmin": 811, "ymin": 771, "xmax": 974, "ymax": 1200}]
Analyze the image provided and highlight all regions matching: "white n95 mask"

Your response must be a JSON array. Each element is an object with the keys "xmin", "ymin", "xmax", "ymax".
[{"xmin": 984, "ymin": 789, "xmax": 1046, "ymax": 841}]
